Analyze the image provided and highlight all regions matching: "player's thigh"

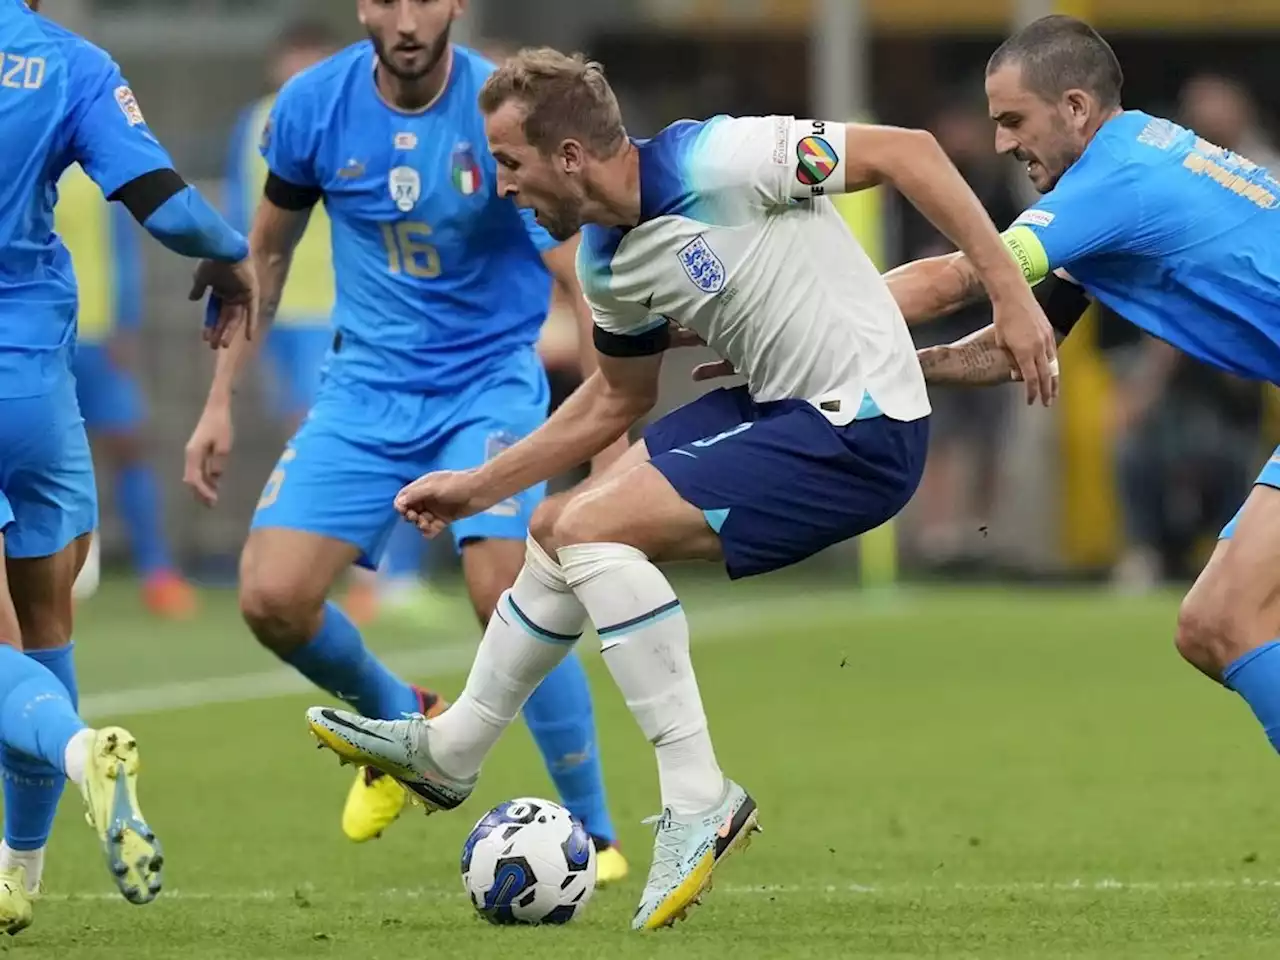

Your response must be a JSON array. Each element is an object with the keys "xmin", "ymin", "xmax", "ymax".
[
  {"xmin": 248, "ymin": 410, "xmax": 407, "ymax": 578},
  {"xmin": 530, "ymin": 438, "xmax": 654, "ymax": 545},
  {"xmin": 6, "ymin": 533, "xmax": 92, "ymax": 651},
  {"xmin": 240, "ymin": 527, "xmax": 362, "ymax": 625},
  {"xmin": 630, "ymin": 403, "xmax": 927, "ymax": 579},
  {"xmin": 553, "ymin": 461, "xmax": 723, "ymax": 564},
  {"xmin": 0, "ymin": 388, "xmax": 98, "ymax": 567},
  {"xmin": 0, "ymin": 532, "xmax": 21, "ymax": 651},
  {"xmin": 542, "ymin": 388, "xmax": 761, "ymax": 562},
  {"xmin": 1183, "ymin": 469, "xmax": 1280, "ymax": 670}
]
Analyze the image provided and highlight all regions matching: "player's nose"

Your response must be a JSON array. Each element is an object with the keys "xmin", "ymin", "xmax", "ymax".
[{"xmin": 993, "ymin": 127, "xmax": 1017, "ymax": 156}]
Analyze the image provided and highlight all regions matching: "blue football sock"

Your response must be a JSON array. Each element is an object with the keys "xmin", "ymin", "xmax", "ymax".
[
  {"xmin": 1225, "ymin": 640, "xmax": 1280, "ymax": 752},
  {"xmin": 116, "ymin": 462, "xmax": 172, "ymax": 577},
  {"xmin": 2, "ymin": 645, "xmax": 79, "ymax": 851},
  {"xmin": 381, "ymin": 522, "xmax": 427, "ymax": 582},
  {"xmin": 283, "ymin": 602, "xmax": 419, "ymax": 719},
  {"xmin": 523, "ymin": 654, "xmax": 616, "ymax": 845},
  {"xmin": 0, "ymin": 646, "xmax": 85, "ymax": 780}
]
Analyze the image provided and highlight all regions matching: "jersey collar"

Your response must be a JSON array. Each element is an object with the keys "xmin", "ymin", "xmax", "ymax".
[{"xmin": 367, "ymin": 42, "xmax": 456, "ymax": 117}]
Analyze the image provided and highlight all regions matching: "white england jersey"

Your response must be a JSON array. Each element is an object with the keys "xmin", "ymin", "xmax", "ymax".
[{"xmin": 577, "ymin": 115, "xmax": 931, "ymax": 426}]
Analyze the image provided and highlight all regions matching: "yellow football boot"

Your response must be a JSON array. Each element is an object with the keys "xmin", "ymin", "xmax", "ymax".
[
  {"xmin": 594, "ymin": 841, "xmax": 630, "ymax": 886},
  {"xmin": 0, "ymin": 867, "xmax": 34, "ymax": 935},
  {"xmin": 78, "ymin": 727, "xmax": 163, "ymax": 905},
  {"xmin": 341, "ymin": 688, "xmax": 447, "ymax": 842}
]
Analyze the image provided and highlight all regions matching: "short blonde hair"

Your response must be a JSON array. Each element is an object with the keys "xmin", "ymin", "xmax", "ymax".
[{"xmin": 478, "ymin": 47, "xmax": 626, "ymax": 158}]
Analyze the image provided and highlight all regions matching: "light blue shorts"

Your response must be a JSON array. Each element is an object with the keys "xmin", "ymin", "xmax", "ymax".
[
  {"xmin": 0, "ymin": 374, "xmax": 97, "ymax": 558},
  {"xmin": 250, "ymin": 354, "xmax": 549, "ymax": 569}
]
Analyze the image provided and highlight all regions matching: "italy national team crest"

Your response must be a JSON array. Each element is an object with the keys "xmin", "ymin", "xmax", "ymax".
[
  {"xmin": 795, "ymin": 135, "xmax": 838, "ymax": 187},
  {"xmin": 450, "ymin": 141, "xmax": 483, "ymax": 196},
  {"xmin": 389, "ymin": 166, "xmax": 421, "ymax": 213},
  {"xmin": 677, "ymin": 236, "xmax": 726, "ymax": 295}
]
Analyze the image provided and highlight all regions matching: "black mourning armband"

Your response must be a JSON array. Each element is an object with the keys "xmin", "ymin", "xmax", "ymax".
[
  {"xmin": 264, "ymin": 172, "xmax": 322, "ymax": 212},
  {"xmin": 1034, "ymin": 273, "xmax": 1090, "ymax": 337},
  {"xmin": 110, "ymin": 168, "xmax": 186, "ymax": 223},
  {"xmin": 593, "ymin": 322, "xmax": 671, "ymax": 358}
]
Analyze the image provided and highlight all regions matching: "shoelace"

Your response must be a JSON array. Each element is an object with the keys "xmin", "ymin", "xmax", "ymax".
[{"xmin": 640, "ymin": 810, "xmax": 689, "ymax": 891}]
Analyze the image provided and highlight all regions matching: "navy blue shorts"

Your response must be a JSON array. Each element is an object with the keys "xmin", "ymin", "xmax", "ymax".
[{"xmin": 644, "ymin": 386, "xmax": 928, "ymax": 580}]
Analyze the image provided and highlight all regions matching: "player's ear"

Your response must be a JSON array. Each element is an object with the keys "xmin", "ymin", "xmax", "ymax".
[
  {"xmin": 452, "ymin": 0, "xmax": 468, "ymax": 19},
  {"xmin": 560, "ymin": 140, "xmax": 586, "ymax": 175},
  {"xmin": 1063, "ymin": 89, "xmax": 1091, "ymax": 126}
]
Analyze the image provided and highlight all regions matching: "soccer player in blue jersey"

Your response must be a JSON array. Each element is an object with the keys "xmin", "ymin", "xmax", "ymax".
[
  {"xmin": 182, "ymin": 0, "xmax": 627, "ymax": 880},
  {"xmin": 887, "ymin": 16, "xmax": 1280, "ymax": 766},
  {"xmin": 0, "ymin": 0, "xmax": 255, "ymax": 933},
  {"xmin": 56, "ymin": 165, "xmax": 196, "ymax": 619}
]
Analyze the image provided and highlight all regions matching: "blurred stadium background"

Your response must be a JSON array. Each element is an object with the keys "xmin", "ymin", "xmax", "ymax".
[{"xmin": 23, "ymin": 4, "xmax": 1280, "ymax": 955}]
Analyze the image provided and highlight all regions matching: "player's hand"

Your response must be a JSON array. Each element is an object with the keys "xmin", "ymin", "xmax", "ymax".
[
  {"xmin": 991, "ymin": 291, "xmax": 1058, "ymax": 406},
  {"xmin": 394, "ymin": 470, "xmax": 490, "ymax": 538},
  {"xmin": 666, "ymin": 320, "xmax": 739, "ymax": 381},
  {"xmin": 691, "ymin": 359, "xmax": 737, "ymax": 382},
  {"xmin": 190, "ymin": 258, "xmax": 258, "ymax": 349},
  {"xmin": 183, "ymin": 404, "xmax": 234, "ymax": 507}
]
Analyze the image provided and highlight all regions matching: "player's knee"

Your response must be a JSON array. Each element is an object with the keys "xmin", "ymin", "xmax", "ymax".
[
  {"xmin": 238, "ymin": 557, "xmax": 321, "ymax": 653},
  {"xmin": 550, "ymin": 490, "xmax": 609, "ymax": 550},
  {"xmin": 529, "ymin": 495, "xmax": 569, "ymax": 554},
  {"xmin": 1175, "ymin": 591, "xmax": 1240, "ymax": 675}
]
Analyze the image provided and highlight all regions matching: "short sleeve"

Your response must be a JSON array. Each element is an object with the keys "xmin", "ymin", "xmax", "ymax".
[
  {"xmin": 261, "ymin": 78, "xmax": 320, "ymax": 189},
  {"xmin": 576, "ymin": 229, "xmax": 669, "ymax": 357},
  {"xmin": 681, "ymin": 115, "xmax": 849, "ymax": 206},
  {"xmin": 1000, "ymin": 160, "xmax": 1143, "ymax": 282},
  {"xmin": 65, "ymin": 43, "xmax": 174, "ymax": 197},
  {"xmin": 518, "ymin": 207, "xmax": 559, "ymax": 254}
]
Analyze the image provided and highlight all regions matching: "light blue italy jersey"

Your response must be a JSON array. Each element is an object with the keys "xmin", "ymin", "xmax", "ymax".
[
  {"xmin": 1003, "ymin": 110, "xmax": 1280, "ymax": 383},
  {"xmin": 0, "ymin": 0, "xmax": 173, "ymax": 398},
  {"xmin": 262, "ymin": 41, "xmax": 558, "ymax": 394}
]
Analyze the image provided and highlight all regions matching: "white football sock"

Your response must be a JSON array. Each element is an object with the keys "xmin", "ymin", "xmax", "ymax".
[
  {"xmin": 559, "ymin": 542, "xmax": 725, "ymax": 816},
  {"xmin": 0, "ymin": 842, "xmax": 44, "ymax": 893},
  {"xmin": 62, "ymin": 728, "xmax": 94, "ymax": 787},
  {"xmin": 428, "ymin": 537, "xmax": 583, "ymax": 779}
]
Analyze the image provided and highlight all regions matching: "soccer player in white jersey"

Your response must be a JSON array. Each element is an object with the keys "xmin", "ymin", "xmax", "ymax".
[{"xmin": 306, "ymin": 48, "xmax": 1057, "ymax": 930}]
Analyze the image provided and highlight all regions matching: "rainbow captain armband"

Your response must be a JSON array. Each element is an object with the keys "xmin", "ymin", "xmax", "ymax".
[{"xmin": 1000, "ymin": 226, "xmax": 1050, "ymax": 286}]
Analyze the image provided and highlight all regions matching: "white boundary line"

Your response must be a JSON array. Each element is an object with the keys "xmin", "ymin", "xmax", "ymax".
[
  {"xmin": 78, "ymin": 588, "xmax": 883, "ymax": 721},
  {"xmin": 38, "ymin": 878, "xmax": 1280, "ymax": 904}
]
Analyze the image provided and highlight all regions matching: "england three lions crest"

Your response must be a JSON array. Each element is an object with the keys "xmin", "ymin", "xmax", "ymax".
[{"xmin": 677, "ymin": 236, "xmax": 726, "ymax": 295}]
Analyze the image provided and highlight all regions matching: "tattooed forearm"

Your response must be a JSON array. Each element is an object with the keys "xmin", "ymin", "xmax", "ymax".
[
  {"xmin": 884, "ymin": 253, "xmax": 991, "ymax": 326},
  {"xmin": 917, "ymin": 325, "xmax": 1016, "ymax": 385}
]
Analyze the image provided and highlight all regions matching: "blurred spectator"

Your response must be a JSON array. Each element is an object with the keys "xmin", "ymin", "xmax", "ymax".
[
  {"xmin": 899, "ymin": 95, "xmax": 1021, "ymax": 569},
  {"xmin": 1178, "ymin": 72, "xmax": 1280, "ymax": 170},
  {"xmin": 1108, "ymin": 332, "xmax": 1263, "ymax": 591}
]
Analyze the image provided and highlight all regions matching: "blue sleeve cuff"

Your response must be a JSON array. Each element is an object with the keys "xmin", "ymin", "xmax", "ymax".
[{"xmin": 142, "ymin": 185, "xmax": 249, "ymax": 261}]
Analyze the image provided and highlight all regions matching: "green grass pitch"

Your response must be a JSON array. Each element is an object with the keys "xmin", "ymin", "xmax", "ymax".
[{"xmin": 13, "ymin": 576, "xmax": 1280, "ymax": 958}]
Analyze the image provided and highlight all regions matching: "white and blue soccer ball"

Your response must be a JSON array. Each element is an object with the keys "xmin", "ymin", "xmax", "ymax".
[{"xmin": 461, "ymin": 797, "xmax": 596, "ymax": 925}]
